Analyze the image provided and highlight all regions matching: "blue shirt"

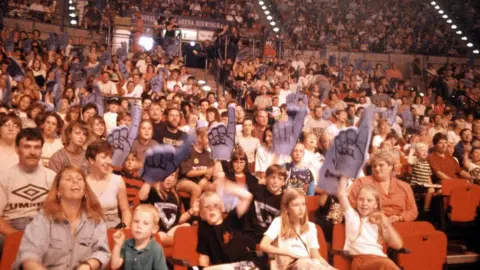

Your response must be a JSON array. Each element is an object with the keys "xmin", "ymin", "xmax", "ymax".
[{"xmin": 121, "ymin": 238, "xmax": 168, "ymax": 270}]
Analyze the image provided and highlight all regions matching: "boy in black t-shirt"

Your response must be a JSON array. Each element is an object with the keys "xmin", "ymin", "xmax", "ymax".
[
  {"xmin": 243, "ymin": 164, "xmax": 286, "ymax": 243},
  {"xmin": 196, "ymin": 172, "xmax": 260, "ymax": 269}
]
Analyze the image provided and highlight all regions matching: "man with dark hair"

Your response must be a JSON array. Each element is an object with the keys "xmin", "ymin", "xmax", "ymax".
[
  {"xmin": 82, "ymin": 103, "xmax": 98, "ymax": 123},
  {"xmin": 0, "ymin": 128, "xmax": 56, "ymax": 254},
  {"xmin": 152, "ymin": 108, "xmax": 186, "ymax": 147},
  {"xmin": 427, "ymin": 133, "xmax": 472, "ymax": 183}
]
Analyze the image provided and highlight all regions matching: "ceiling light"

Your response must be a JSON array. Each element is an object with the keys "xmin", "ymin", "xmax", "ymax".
[
  {"xmin": 456, "ymin": 30, "xmax": 462, "ymax": 34},
  {"xmin": 70, "ymin": 19, "xmax": 77, "ymax": 25},
  {"xmin": 473, "ymin": 50, "xmax": 479, "ymax": 54},
  {"xmin": 462, "ymin": 36, "xmax": 468, "ymax": 40},
  {"xmin": 270, "ymin": 21, "xmax": 276, "ymax": 26},
  {"xmin": 69, "ymin": 13, "xmax": 76, "ymax": 17},
  {"xmin": 202, "ymin": 85, "xmax": 211, "ymax": 91},
  {"xmin": 467, "ymin": 43, "xmax": 473, "ymax": 47},
  {"xmin": 438, "ymin": 10, "xmax": 444, "ymax": 14},
  {"xmin": 273, "ymin": 27, "xmax": 279, "ymax": 32},
  {"xmin": 435, "ymin": 6, "xmax": 440, "ymax": 10},
  {"xmin": 442, "ymin": 15, "xmax": 448, "ymax": 19},
  {"xmin": 190, "ymin": 41, "xmax": 195, "ymax": 46},
  {"xmin": 265, "ymin": 11, "xmax": 270, "ymax": 15},
  {"xmin": 259, "ymin": 1, "xmax": 264, "ymax": 5},
  {"xmin": 198, "ymin": 80, "xmax": 206, "ymax": 85},
  {"xmin": 262, "ymin": 6, "xmax": 267, "ymax": 10},
  {"xmin": 431, "ymin": 1, "xmax": 436, "ymax": 5},
  {"xmin": 69, "ymin": 6, "xmax": 75, "ymax": 10},
  {"xmin": 267, "ymin": 16, "xmax": 272, "ymax": 20}
]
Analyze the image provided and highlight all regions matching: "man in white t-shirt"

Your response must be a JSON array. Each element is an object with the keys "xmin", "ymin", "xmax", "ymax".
[
  {"xmin": 97, "ymin": 71, "xmax": 118, "ymax": 96},
  {"xmin": 291, "ymin": 54, "xmax": 306, "ymax": 71},
  {"xmin": 0, "ymin": 128, "xmax": 56, "ymax": 253},
  {"xmin": 326, "ymin": 110, "xmax": 348, "ymax": 138}
]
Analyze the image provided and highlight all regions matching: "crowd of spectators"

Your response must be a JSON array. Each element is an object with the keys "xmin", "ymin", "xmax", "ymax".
[
  {"xmin": 7, "ymin": 0, "xmax": 58, "ymax": 24},
  {"xmin": 272, "ymin": 0, "xmax": 469, "ymax": 56},
  {"xmin": 0, "ymin": 4, "xmax": 480, "ymax": 267},
  {"xmin": 443, "ymin": 0, "xmax": 480, "ymax": 46}
]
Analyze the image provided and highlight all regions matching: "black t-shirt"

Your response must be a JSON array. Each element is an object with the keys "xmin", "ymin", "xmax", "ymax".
[
  {"xmin": 243, "ymin": 182, "xmax": 282, "ymax": 243},
  {"xmin": 197, "ymin": 211, "xmax": 257, "ymax": 266},
  {"xmin": 179, "ymin": 146, "xmax": 213, "ymax": 183},
  {"xmin": 141, "ymin": 189, "xmax": 181, "ymax": 232},
  {"xmin": 152, "ymin": 122, "xmax": 186, "ymax": 147}
]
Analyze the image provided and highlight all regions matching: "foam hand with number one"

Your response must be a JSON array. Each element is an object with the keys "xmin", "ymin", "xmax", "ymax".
[
  {"xmin": 272, "ymin": 90, "xmax": 308, "ymax": 155},
  {"xmin": 141, "ymin": 134, "xmax": 194, "ymax": 183},
  {"xmin": 208, "ymin": 104, "xmax": 236, "ymax": 160},
  {"xmin": 108, "ymin": 105, "xmax": 141, "ymax": 167}
]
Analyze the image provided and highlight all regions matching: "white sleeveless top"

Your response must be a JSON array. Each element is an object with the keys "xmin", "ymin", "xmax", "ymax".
[{"xmin": 93, "ymin": 174, "xmax": 122, "ymax": 216}]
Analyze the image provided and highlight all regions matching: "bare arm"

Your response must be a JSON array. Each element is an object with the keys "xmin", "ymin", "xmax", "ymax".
[
  {"xmin": 138, "ymin": 182, "xmax": 152, "ymax": 201},
  {"xmin": 259, "ymin": 235, "xmax": 297, "ymax": 257},
  {"xmin": 0, "ymin": 217, "xmax": 18, "ymax": 235},
  {"xmin": 117, "ymin": 180, "xmax": 132, "ymax": 226},
  {"xmin": 337, "ymin": 176, "xmax": 351, "ymax": 211},
  {"xmin": 22, "ymin": 259, "xmax": 47, "ymax": 270},
  {"xmin": 198, "ymin": 254, "xmax": 210, "ymax": 267}
]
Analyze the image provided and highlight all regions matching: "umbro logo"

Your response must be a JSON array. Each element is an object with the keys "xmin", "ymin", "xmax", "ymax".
[{"xmin": 12, "ymin": 184, "xmax": 49, "ymax": 201}]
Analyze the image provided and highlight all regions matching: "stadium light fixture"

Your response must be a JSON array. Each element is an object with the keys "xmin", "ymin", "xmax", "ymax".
[
  {"xmin": 273, "ymin": 27, "xmax": 279, "ymax": 32},
  {"xmin": 435, "ymin": 6, "xmax": 440, "ymax": 10},
  {"xmin": 267, "ymin": 16, "xmax": 272, "ymax": 20},
  {"xmin": 462, "ymin": 36, "xmax": 468, "ymax": 40},
  {"xmin": 202, "ymin": 85, "xmax": 212, "ymax": 91},
  {"xmin": 447, "ymin": 20, "xmax": 453, "ymax": 24},
  {"xmin": 438, "ymin": 10, "xmax": 444, "ymax": 14},
  {"xmin": 262, "ymin": 6, "xmax": 267, "ymax": 10},
  {"xmin": 139, "ymin": 36, "xmax": 154, "ymax": 51},
  {"xmin": 70, "ymin": 20, "xmax": 77, "ymax": 25},
  {"xmin": 259, "ymin": 1, "xmax": 264, "ymax": 5},
  {"xmin": 456, "ymin": 30, "xmax": 462, "ymax": 34},
  {"xmin": 451, "ymin": 24, "xmax": 456, "ymax": 29},
  {"xmin": 190, "ymin": 41, "xmax": 195, "ymax": 47},
  {"xmin": 265, "ymin": 11, "xmax": 270, "ymax": 15},
  {"xmin": 69, "ymin": 0, "xmax": 73, "ymax": 3},
  {"xmin": 270, "ymin": 21, "xmax": 276, "ymax": 26},
  {"xmin": 473, "ymin": 49, "xmax": 479, "ymax": 54},
  {"xmin": 430, "ymin": 1, "xmax": 436, "ymax": 5},
  {"xmin": 198, "ymin": 80, "xmax": 206, "ymax": 85},
  {"xmin": 69, "ymin": 6, "xmax": 75, "ymax": 10},
  {"xmin": 69, "ymin": 13, "xmax": 76, "ymax": 17},
  {"xmin": 467, "ymin": 43, "xmax": 473, "ymax": 47},
  {"xmin": 442, "ymin": 15, "xmax": 448, "ymax": 19}
]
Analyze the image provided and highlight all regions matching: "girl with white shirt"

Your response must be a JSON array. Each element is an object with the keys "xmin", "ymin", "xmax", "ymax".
[
  {"xmin": 337, "ymin": 176, "xmax": 403, "ymax": 270},
  {"xmin": 260, "ymin": 188, "xmax": 334, "ymax": 269},
  {"xmin": 40, "ymin": 113, "xmax": 64, "ymax": 167}
]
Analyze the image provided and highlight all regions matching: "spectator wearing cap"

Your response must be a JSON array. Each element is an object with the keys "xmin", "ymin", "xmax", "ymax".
[{"xmin": 427, "ymin": 133, "xmax": 472, "ymax": 183}]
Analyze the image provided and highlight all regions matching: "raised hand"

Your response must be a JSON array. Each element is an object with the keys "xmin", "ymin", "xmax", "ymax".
[
  {"xmin": 141, "ymin": 134, "xmax": 194, "ymax": 183},
  {"xmin": 272, "ymin": 90, "xmax": 308, "ymax": 155},
  {"xmin": 150, "ymin": 74, "xmax": 164, "ymax": 92},
  {"xmin": 117, "ymin": 42, "xmax": 128, "ymax": 61},
  {"xmin": 112, "ymin": 230, "xmax": 125, "ymax": 246},
  {"xmin": 108, "ymin": 105, "xmax": 141, "ymax": 167},
  {"xmin": 208, "ymin": 104, "xmax": 235, "ymax": 160},
  {"xmin": 369, "ymin": 211, "xmax": 388, "ymax": 225}
]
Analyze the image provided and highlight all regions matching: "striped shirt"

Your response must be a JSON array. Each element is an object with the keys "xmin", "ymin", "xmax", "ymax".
[{"xmin": 411, "ymin": 159, "xmax": 432, "ymax": 185}]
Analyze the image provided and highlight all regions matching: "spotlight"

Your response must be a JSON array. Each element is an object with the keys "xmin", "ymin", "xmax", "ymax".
[
  {"xmin": 70, "ymin": 19, "xmax": 77, "ymax": 25},
  {"xmin": 259, "ymin": 1, "xmax": 264, "ymax": 5},
  {"xmin": 69, "ymin": 13, "xmax": 76, "ymax": 17},
  {"xmin": 270, "ymin": 21, "xmax": 276, "ymax": 26},
  {"xmin": 435, "ymin": 6, "xmax": 440, "ymax": 10},
  {"xmin": 138, "ymin": 36, "xmax": 154, "ymax": 51},
  {"xmin": 267, "ymin": 16, "xmax": 272, "ymax": 20},
  {"xmin": 456, "ymin": 30, "xmax": 462, "ymax": 34},
  {"xmin": 438, "ymin": 10, "xmax": 444, "ymax": 14},
  {"xmin": 262, "ymin": 6, "xmax": 267, "ymax": 10},
  {"xmin": 69, "ymin": 0, "xmax": 73, "ymax": 3},
  {"xmin": 447, "ymin": 20, "xmax": 453, "ymax": 24},
  {"xmin": 462, "ymin": 36, "xmax": 468, "ymax": 40},
  {"xmin": 450, "ymin": 24, "xmax": 456, "ymax": 28},
  {"xmin": 273, "ymin": 27, "xmax": 279, "ymax": 32},
  {"xmin": 442, "ymin": 15, "xmax": 448, "ymax": 19},
  {"xmin": 431, "ymin": 1, "xmax": 436, "ymax": 5},
  {"xmin": 467, "ymin": 43, "xmax": 473, "ymax": 47},
  {"xmin": 190, "ymin": 41, "xmax": 195, "ymax": 47},
  {"xmin": 474, "ymin": 49, "xmax": 479, "ymax": 54},
  {"xmin": 198, "ymin": 80, "xmax": 206, "ymax": 85},
  {"xmin": 69, "ymin": 6, "xmax": 75, "ymax": 10},
  {"xmin": 265, "ymin": 11, "xmax": 270, "ymax": 15},
  {"xmin": 202, "ymin": 85, "xmax": 211, "ymax": 91}
]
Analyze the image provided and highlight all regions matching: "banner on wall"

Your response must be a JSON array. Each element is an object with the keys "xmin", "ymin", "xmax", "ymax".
[{"xmin": 129, "ymin": 11, "xmax": 227, "ymax": 31}]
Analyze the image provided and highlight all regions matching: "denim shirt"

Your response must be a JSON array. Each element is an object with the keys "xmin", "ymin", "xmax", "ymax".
[{"xmin": 13, "ymin": 210, "xmax": 111, "ymax": 270}]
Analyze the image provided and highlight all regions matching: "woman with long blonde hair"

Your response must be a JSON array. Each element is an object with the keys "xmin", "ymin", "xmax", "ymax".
[
  {"xmin": 260, "ymin": 188, "xmax": 334, "ymax": 269},
  {"xmin": 13, "ymin": 167, "xmax": 110, "ymax": 269}
]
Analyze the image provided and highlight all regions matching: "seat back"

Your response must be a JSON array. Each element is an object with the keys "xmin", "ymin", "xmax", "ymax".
[
  {"xmin": 307, "ymin": 196, "xmax": 321, "ymax": 221},
  {"xmin": 332, "ymin": 224, "xmax": 350, "ymax": 270},
  {"xmin": 441, "ymin": 179, "xmax": 470, "ymax": 196},
  {"xmin": 396, "ymin": 231, "xmax": 447, "ymax": 270},
  {"xmin": 393, "ymin": 221, "xmax": 435, "ymax": 236},
  {"xmin": 449, "ymin": 185, "xmax": 480, "ymax": 222},
  {"xmin": 315, "ymin": 224, "xmax": 328, "ymax": 260},
  {"xmin": 0, "ymin": 231, "xmax": 24, "ymax": 270},
  {"xmin": 172, "ymin": 225, "xmax": 199, "ymax": 270}
]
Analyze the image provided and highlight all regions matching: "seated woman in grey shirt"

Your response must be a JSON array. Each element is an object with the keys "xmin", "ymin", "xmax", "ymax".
[{"xmin": 13, "ymin": 167, "xmax": 110, "ymax": 270}]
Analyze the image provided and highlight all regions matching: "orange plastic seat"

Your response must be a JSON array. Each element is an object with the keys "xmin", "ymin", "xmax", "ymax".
[
  {"xmin": 332, "ymin": 224, "xmax": 350, "ymax": 270},
  {"xmin": 0, "ymin": 231, "xmax": 24, "ymax": 270},
  {"xmin": 396, "ymin": 231, "xmax": 447, "ymax": 270},
  {"xmin": 315, "ymin": 224, "xmax": 328, "ymax": 260},
  {"xmin": 171, "ymin": 225, "xmax": 199, "ymax": 270},
  {"xmin": 448, "ymin": 185, "xmax": 480, "ymax": 222},
  {"xmin": 393, "ymin": 221, "xmax": 435, "ymax": 236},
  {"xmin": 306, "ymin": 195, "xmax": 321, "ymax": 221}
]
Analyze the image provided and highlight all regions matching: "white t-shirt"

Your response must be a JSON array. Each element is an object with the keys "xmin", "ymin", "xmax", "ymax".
[
  {"xmin": 41, "ymin": 138, "xmax": 64, "ymax": 167},
  {"xmin": 238, "ymin": 136, "xmax": 261, "ymax": 163},
  {"xmin": 255, "ymin": 146, "xmax": 291, "ymax": 173},
  {"xmin": 343, "ymin": 207, "xmax": 386, "ymax": 257},
  {"xmin": 371, "ymin": 135, "xmax": 384, "ymax": 148},
  {"xmin": 265, "ymin": 217, "xmax": 320, "ymax": 269},
  {"xmin": 97, "ymin": 80, "xmax": 118, "ymax": 96},
  {"xmin": 0, "ymin": 165, "xmax": 56, "ymax": 221}
]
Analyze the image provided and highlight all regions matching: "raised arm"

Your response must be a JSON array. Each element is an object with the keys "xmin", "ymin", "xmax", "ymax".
[{"xmin": 337, "ymin": 175, "xmax": 351, "ymax": 211}]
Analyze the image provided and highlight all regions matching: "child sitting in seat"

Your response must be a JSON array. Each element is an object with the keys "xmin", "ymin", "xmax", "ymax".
[
  {"xmin": 114, "ymin": 153, "xmax": 144, "ymax": 207},
  {"xmin": 408, "ymin": 143, "xmax": 436, "ymax": 213},
  {"xmin": 195, "ymin": 172, "xmax": 263, "ymax": 270},
  {"xmin": 111, "ymin": 204, "xmax": 168, "ymax": 270},
  {"xmin": 260, "ymin": 188, "xmax": 335, "ymax": 269},
  {"xmin": 337, "ymin": 176, "xmax": 403, "ymax": 270}
]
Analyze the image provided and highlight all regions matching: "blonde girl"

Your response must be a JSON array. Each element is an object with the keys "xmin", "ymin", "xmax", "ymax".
[
  {"xmin": 260, "ymin": 188, "xmax": 334, "ymax": 270},
  {"xmin": 138, "ymin": 171, "xmax": 193, "ymax": 246},
  {"xmin": 337, "ymin": 176, "xmax": 403, "ymax": 270}
]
